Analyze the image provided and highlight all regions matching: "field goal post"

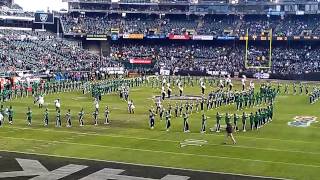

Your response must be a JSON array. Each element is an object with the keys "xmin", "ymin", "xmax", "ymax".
[{"xmin": 244, "ymin": 28, "xmax": 273, "ymax": 70}]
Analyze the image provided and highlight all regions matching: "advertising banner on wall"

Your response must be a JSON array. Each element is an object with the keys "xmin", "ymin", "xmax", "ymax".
[
  {"xmin": 146, "ymin": 35, "xmax": 166, "ymax": 39},
  {"xmin": 168, "ymin": 34, "xmax": 190, "ymax": 40},
  {"xmin": 86, "ymin": 34, "xmax": 108, "ymax": 40},
  {"xmin": 129, "ymin": 58, "xmax": 152, "ymax": 64},
  {"xmin": 192, "ymin": 35, "xmax": 214, "ymax": 40},
  {"xmin": 123, "ymin": 34, "xmax": 144, "ymax": 39},
  {"xmin": 217, "ymin": 36, "xmax": 236, "ymax": 40}
]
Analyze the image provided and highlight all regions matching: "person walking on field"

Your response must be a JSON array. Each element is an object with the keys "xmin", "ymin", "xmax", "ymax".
[{"xmin": 224, "ymin": 122, "xmax": 236, "ymax": 144}]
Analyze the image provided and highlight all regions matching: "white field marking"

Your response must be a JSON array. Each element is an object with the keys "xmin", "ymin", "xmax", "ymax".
[
  {"xmin": 130, "ymin": 89, "xmax": 141, "ymax": 92},
  {"xmin": 65, "ymin": 138, "xmax": 75, "ymax": 140},
  {"xmin": 3, "ymin": 127, "xmax": 320, "ymax": 156},
  {"xmin": 7, "ymin": 125, "xmax": 320, "ymax": 145},
  {"xmin": 38, "ymin": 144, "xmax": 52, "ymax": 147},
  {"xmin": 60, "ymin": 139, "xmax": 70, "ymax": 142},
  {"xmin": 180, "ymin": 139, "xmax": 208, "ymax": 147},
  {"xmin": 25, "ymin": 149, "xmax": 35, "ymax": 152},
  {"xmin": 72, "ymin": 97, "xmax": 87, "ymax": 100},
  {"xmin": 0, "ymin": 150, "xmax": 291, "ymax": 180},
  {"xmin": 1, "ymin": 136, "xmax": 320, "ymax": 170},
  {"xmin": 32, "ymin": 146, "xmax": 43, "ymax": 150}
]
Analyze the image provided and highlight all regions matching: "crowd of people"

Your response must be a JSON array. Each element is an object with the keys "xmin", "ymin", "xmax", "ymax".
[
  {"xmin": 1, "ymin": 12, "xmax": 320, "ymax": 76},
  {"xmin": 0, "ymin": 10, "xmax": 34, "ymax": 17},
  {"xmin": 2, "ymin": 28, "xmax": 320, "ymax": 76},
  {"xmin": 110, "ymin": 42, "xmax": 320, "ymax": 75},
  {"xmin": 61, "ymin": 14, "xmax": 320, "ymax": 37},
  {"xmin": 0, "ymin": 29, "xmax": 120, "ymax": 72}
]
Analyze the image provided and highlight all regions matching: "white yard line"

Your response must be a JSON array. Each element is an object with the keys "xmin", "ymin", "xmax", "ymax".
[
  {"xmin": 0, "ymin": 136, "xmax": 320, "ymax": 170},
  {"xmin": 3, "ymin": 127, "xmax": 320, "ymax": 155},
  {"xmin": 7, "ymin": 126, "xmax": 320, "ymax": 145}
]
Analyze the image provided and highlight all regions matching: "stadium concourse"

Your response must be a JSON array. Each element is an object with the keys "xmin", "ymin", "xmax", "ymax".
[{"xmin": 0, "ymin": 0, "xmax": 320, "ymax": 180}]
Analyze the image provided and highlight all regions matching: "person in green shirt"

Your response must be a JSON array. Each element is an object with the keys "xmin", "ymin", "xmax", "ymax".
[
  {"xmin": 239, "ymin": 95, "xmax": 243, "ymax": 110},
  {"xmin": 256, "ymin": 93, "xmax": 260, "ymax": 105},
  {"xmin": 26, "ymin": 107, "xmax": 32, "ymax": 126},
  {"xmin": 44, "ymin": 108, "xmax": 49, "ymax": 126},
  {"xmin": 201, "ymin": 113, "xmax": 207, "ymax": 133},
  {"xmin": 14, "ymin": 87, "xmax": 18, "ymax": 99},
  {"xmin": 183, "ymin": 113, "xmax": 190, "ymax": 133},
  {"xmin": 233, "ymin": 113, "xmax": 239, "ymax": 131},
  {"xmin": 24, "ymin": 83, "xmax": 28, "ymax": 97},
  {"xmin": 249, "ymin": 112, "xmax": 254, "ymax": 130},
  {"xmin": 66, "ymin": 109, "xmax": 72, "ymax": 128},
  {"xmin": 78, "ymin": 108, "xmax": 84, "ymax": 126},
  {"xmin": 305, "ymin": 85, "xmax": 309, "ymax": 95},
  {"xmin": 242, "ymin": 112, "xmax": 248, "ymax": 132},
  {"xmin": 19, "ymin": 84, "xmax": 23, "ymax": 97},
  {"xmin": 8, "ymin": 106, "xmax": 13, "ymax": 125},
  {"xmin": 293, "ymin": 83, "xmax": 297, "ymax": 95},
  {"xmin": 225, "ymin": 113, "xmax": 231, "ymax": 125},
  {"xmin": 2, "ymin": 90, "xmax": 6, "ymax": 102},
  {"xmin": 104, "ymin": 106, "xmax": 110, "ymax": 125},
  {"xmin": 235, "ymin": 94, "xmax": 240, "ymax": 110},
  {"xmin": 254, "ymin": 111, "xmax": 259, "ymax": 130},
  {"xmin": 215, "ymin": 112, "xmax": 222, "ymax": 132},
  {"xmin": 45, "ymin": 83, "xmax": 49, "ymax": 94},
  {"xmin": 165, "ymin": 111, "xmax": 171, "ymax": 131},
  {"xmin": 284, "ymin": 83, "xmax": 288, "ymax": 94},
  {"xmin": 93, "ymin": 109, "xmax": 99, "ymax": 126},
  {"xmin": 259, "ymin": 109, "xmax": 265, "ymax": 126},
  {"xmin": 56, "ymin": 110, "xmax": 61, "ymax": 127},
  {"xmin": 244, "ymin": 94, "xmax": 248, "ymax": 108},
  {"xmin": 277, "ymin": 83, "xmax": 281, "ymax": 94}
]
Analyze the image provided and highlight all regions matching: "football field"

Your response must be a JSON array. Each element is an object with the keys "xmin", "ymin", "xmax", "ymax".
[{"xmin": 0, "ymin": 80, "xmax": 319, "ymax": 180}]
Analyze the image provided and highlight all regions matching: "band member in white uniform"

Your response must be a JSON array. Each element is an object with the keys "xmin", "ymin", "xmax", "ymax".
[
  {"xmin": 241, "ymin": 75, "xmax": 246, "ymax": 91},
  {"xmin": 38, "ymin": 95, "xmax": 44, "ymax": 108},
  {"xmin": 249, "ymin": 80, "xmax": 255, "ymax": 91}
]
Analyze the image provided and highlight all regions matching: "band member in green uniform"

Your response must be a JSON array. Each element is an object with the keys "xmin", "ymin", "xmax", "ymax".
[
  {"xmin": 78, "ymin": 108, "xmax": 84, "ymax": 126},
  {"xmin": 66, "ymin": 109, "xmax": 72, "ymax": 127},
  {"xmin": 26, "ymin": 107, "xmax": 32, "ymax": 126},
  {"xmin": 44, "ymin": 108, "xmax": 49, "ymax": 126}
]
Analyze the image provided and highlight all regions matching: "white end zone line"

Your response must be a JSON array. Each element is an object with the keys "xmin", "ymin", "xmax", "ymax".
[
  {"xmin": 0, "ymin": 149, "xmax": 291, "ymax": 180},
  {"xmin": 2, "ymin": 127, "xmax": 320, "ymax": 156},
  {"xmin": 1, "ymin": 136, "xmax": 320, "ymax": 170}
]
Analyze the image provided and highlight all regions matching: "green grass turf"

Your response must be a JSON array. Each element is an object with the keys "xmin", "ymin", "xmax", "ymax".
[{"xmin": 0, "ymin": 80, "xmax": 319, "ymax": 180}]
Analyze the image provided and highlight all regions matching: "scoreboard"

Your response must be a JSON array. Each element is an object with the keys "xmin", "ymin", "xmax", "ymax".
[{"xmin": 34, "ymin": 12, "xmax": 54, "ymax": 24}]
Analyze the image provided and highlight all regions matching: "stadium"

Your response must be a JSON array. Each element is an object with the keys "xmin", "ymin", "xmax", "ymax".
[{"xmin": 0, "ymin": 0, "xmax": 319, "ymax": 179}]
